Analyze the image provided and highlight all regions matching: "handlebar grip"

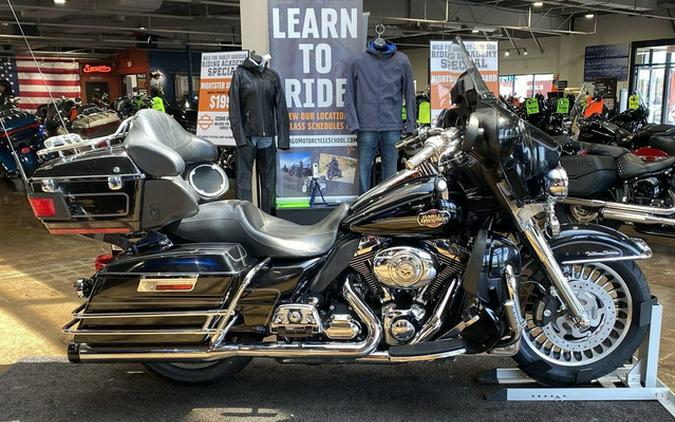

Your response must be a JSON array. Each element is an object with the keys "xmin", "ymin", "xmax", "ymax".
[{"xmin": 405, "ymin": 143, "xmax": 436, "ymax": 170}]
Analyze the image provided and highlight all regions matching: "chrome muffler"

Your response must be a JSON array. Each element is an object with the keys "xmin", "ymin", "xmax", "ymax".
[
  {"xmin": 602, "ymin": 208, "xmax": 675, "ymax": 226},
  {"xmin": 562, "ymin": 196, "xmax": 675, "ymax": 217},
  {"xmin": 69, "ymin": 277, "xmax": 383, "ymax": 363}
]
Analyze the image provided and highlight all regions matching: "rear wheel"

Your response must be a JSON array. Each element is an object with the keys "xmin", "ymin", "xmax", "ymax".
[
  {"xmin": 556, "ymin": 204, "xmax": 621, "ymax": 230},
  {"xmin": 514, "ymin": 260, "xmax": 650, "ymax": 386},
  {"xmin": 145, "ymin": 357, "xmax": 251, "ymax": 385}
]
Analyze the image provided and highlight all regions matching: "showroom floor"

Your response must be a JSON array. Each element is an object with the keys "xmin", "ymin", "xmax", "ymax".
[{"xmin": 0, "ymin": 184, "xmax": 674, "ymax": 421}]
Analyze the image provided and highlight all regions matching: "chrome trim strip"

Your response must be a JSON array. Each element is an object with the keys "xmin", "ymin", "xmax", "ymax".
[{"xmin": 30, "ymin": 173, "xmax": 142, "ymax": 182}]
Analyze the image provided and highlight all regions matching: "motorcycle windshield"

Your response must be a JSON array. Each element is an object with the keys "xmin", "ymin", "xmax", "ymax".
[{"xmin": 451, "ymin": 36, "xmax": 495, "ymax": 101}]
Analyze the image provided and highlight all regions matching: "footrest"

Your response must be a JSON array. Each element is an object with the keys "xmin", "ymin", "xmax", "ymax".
[{"xmin": 388, "ymin": 337, "xmax": 466, "ymax": 357}]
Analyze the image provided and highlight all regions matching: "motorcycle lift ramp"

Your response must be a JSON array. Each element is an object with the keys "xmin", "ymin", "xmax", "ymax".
[{"xmin": 480, "ymin": 302, "xmax": 675, "ymax": 417}]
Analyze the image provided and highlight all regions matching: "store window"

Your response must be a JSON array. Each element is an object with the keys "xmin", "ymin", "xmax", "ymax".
[
  {"xmin": 630, "ymin": 40, "xmax": 675, "ymax": 124},
  {"xmin": 174, "ymin": 74, "xmax": 200, "ymax": 100},
  {"xmin": 499, "ymin": 73, "xmax": 555, "ymax": 99}
]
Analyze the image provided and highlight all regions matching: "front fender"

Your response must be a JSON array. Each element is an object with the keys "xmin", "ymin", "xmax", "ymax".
[{"xmin": 549, "ymin": 223, "xmax": 652, "ymax": 265}]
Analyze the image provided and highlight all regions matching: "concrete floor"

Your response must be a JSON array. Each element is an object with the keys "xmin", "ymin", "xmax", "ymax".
[{"xmin": 0, "ymin": 184, "xmax": 674, "ymax": 420}]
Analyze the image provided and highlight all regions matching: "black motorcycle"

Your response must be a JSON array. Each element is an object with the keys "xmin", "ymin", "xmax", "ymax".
[
  {"xmin": 570, "ymin": 88, "xmax": 675, "ymax": 158},
  {"xmin": 578, "ymin": 113, "xmax": 675, "ymax": 157},
  {"xmin": 556, "ymin": 140, "xmax": 675, "ymax": 237},
  {"xmin": 27, "ymin": 38, "xmax": 652, "ymax": 387}
]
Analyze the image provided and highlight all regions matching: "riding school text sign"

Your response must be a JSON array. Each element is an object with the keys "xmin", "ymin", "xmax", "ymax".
[
  {"xmin": 268, "ymin": 0, "xmax": 364, "ymax": 208},
  {"xmin": 196, "ymin": 50, "xmax": 248, "ymax": 146}
]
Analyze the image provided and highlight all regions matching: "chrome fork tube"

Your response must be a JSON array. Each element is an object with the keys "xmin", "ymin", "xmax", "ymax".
[{"xmin": 497, "ymin": 183, "xmax": 590, "ymax": 326}]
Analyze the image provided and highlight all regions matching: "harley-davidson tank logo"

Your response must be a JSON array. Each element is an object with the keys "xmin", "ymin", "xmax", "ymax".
[{"xmin": 417, "ymin": 209, "xmax": 451, "ymax": 228}]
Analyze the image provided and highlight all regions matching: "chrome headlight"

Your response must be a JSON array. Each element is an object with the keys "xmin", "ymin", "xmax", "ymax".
[{"xmin": 545, "ymin": 166, "xmax": 568, "ymax": 198}]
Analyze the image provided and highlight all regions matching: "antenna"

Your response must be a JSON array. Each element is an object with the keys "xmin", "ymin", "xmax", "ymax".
[{"xmin": 5, "ymin": 0, "xmax": 69, "ymax": 133}]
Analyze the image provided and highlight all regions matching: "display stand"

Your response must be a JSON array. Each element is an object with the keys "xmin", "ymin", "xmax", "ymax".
[{"xmin": 480, "ymin": 303, "xmax": 675, "ymax": 417}]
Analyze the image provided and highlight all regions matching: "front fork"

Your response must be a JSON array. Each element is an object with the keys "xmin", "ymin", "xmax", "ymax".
[{"xmin": 497, "ymin": 183, "xmax": 591, "ymax": 327}]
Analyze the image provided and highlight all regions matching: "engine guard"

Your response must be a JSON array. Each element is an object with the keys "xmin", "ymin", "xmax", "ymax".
[{"xmin": 549, "ymin": 223, "xmax": 652, "ymax": 265}]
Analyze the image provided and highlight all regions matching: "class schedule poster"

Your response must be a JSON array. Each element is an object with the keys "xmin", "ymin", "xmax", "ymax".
[
  {"xmin": 196, "ymin": 51, "xmax": 248, "ymax": 146},
  {"xmin": 429, "ymin": 40, "xmax": 499, "ymax": 124},
  {"xmin": 268, "ymin": 0, "xmax": 363, "ymax": 208}
]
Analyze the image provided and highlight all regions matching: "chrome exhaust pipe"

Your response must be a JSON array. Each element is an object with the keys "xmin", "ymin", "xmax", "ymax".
[
  {"xmin": 70, "ymin": 277, "xmax": 383, "ymax": 363},
  {"xmin": 485, "ymin": 265, "xmax": 525, "ymax": 357},
  {"xmin": 602, "ymin": 208, "xmax": 675, "ymax": 226},
  {"xmin": 562, "ymin": 196, "xmax": 675, "ymax": 216}
]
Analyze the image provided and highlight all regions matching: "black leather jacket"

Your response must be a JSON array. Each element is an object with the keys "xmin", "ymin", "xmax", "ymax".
[{"xmin": 229, "ymin": 59, "xmax": 290, "ymax": 149}]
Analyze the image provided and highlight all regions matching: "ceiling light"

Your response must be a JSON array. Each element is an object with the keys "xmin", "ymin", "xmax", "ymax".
[
  {"xmin": 53, "ymin": 0, "xmax": 66, "ymax": 4},
  {"xmin": 472, "ymin": 29, "xmax": 479, "ymax": 33},
  {"xmin": 585, "ymin": 13, "xmax": 595, "ymax": 18},
  {"xmin": 504, "ymin": 50, "xmax": 510, "ymax": 57},
  {"xmin": 533, "ymin": 2, "xmax": 544, "ymax": 7},
  {"xmin": 139, "ymin": 25, "xmax": 146, "ymax": 30},
  {"xmin": 523, "ymin": 49, "xmax": 529, "ymax": 55}
]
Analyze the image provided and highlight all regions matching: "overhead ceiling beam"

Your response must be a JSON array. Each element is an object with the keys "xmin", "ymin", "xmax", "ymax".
[
  {"xmin": 0, "ymin": 19, "xmax": 235, "ymax": 38},
  {"xmin": 164, "ymin": 0, "xmax": 239, "ymax": 6},
  {"xmin": 0, "ymin": 4, "xmax": 240, "ymax": 22}
]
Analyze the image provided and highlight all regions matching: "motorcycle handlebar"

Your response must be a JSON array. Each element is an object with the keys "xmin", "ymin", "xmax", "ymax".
[{"xmin": 404, "ymin": 128, "xmax": 461, "ymax": 170}]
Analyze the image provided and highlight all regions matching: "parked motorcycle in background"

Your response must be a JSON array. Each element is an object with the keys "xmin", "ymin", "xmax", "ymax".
[
  {"xmin": 555, "ymin": 85, "xmax": 675, "ymax": 237},
  {"xmin": 0, "ymin": 97, "xmax": 47, "ymax": 191},
  {"xmin": 572, "ymin": 85, "xmax": 675, "ymax": 159},
  {"xmin": 26, "ymin": 38, "xmax": 654, "ymax": 388}
]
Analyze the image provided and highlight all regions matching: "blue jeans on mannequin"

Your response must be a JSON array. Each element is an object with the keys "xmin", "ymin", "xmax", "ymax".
[{"xmin": 357, "ymin": 130, "xmax": 401, "ymax": 194}]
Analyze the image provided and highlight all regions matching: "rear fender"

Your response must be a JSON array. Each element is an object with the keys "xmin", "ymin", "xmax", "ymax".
[{"xmin": 549, "ymin": 223, "xmax": 652, "ymax": 265}]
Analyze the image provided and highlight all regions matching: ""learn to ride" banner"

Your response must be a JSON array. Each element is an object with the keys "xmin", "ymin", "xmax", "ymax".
[
  {"xmin": 429, "ymin": 40, "xmax": 499, "ymax": 125},
  {"xmin": 196, "ymin": 50, "xmax": 248, "ymax": 146},
  {"xmin": 268, "ymin": 0, "xmax": 364, "ymax": 208}
]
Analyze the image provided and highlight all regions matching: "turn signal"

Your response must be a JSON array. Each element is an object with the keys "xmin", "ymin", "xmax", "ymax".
[{"xmin": 28, "ymin": 197, "xmax": 56, "ymax": 217}]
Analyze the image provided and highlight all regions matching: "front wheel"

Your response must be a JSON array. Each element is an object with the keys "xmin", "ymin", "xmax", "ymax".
[
  {"xmin": 145, "ymin": 357, "xmax": 251, "ymax": 385},
  {"xmin": 514, "ymin": 260, "xmax": 650, "ymax": 386}
]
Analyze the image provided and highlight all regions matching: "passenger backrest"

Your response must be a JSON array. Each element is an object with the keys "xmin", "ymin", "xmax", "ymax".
[{"xmin": 125, "ymin": 110, "xmax": 186, "ymax": 176}]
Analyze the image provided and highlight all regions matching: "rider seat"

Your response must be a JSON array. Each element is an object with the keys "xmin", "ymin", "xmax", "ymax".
[
  {"xmin": 577, "ymin": 142, "xmax": 629, "ymax": 159},
  {"xmin": 649, "ymin": 136, "xmax": 675, "ymax": 156},
  {"xmin": 167, "ymin": 200, "xmax": 350, "ymax": 258},
  {"xmin": 616, "ymin": 153, "xmax": 675, "ymax": 179},
  {"xmin": 124, "ymin": 109, "xmax": 218, "ymax": 177}
]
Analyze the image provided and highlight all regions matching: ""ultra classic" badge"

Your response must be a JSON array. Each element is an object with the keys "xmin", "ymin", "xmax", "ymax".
[{"xmin": 417, "ymin": 209, "xmax": 451, "ymax": 228}]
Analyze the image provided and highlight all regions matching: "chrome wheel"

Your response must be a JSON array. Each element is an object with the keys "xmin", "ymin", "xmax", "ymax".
[
  {"xmin": 522, "ymin": 262, "xmax": 632, "ymax": 367},
  {"xmin": 569, "ymin": 205, "xmax": 599, "ymax": 224}
]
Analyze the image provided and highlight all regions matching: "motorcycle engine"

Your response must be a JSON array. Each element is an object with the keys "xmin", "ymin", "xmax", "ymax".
[
  {"xmin": 633, "ymin": 177, "xmax": 662, "ymax": 203},
  {"xmin": 350, "ymin": 238, "xmax": 467, "ymax": 345},
  {"xmin": 372, "ymin": 246, "xmax": 437, "ymax": 289}
]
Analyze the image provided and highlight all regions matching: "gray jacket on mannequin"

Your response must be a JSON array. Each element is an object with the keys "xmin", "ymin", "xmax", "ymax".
[{"xmin": 345, "ymin": 40, "xmax": 416, "ymax": 134}]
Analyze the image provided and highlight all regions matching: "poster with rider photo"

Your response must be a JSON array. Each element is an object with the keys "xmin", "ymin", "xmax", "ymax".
[
  {"xmin": 196, "ymin": 50, "xmax": 248, "ymax": 146},
  {"xmin": 429, "ymin": 40, "xmax": 499, "ymax": 125},
  {"xmin": 268, "ymin": 0, "xmax": 364, "ymax": 208}
]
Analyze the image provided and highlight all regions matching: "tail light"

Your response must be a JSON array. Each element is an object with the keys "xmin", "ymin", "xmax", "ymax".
[
  {"xmin": 28, "ymin": 197, "xmax": 57, "ymax": 217},
  {"xmin": 95, "ymin": 252, "xmax": 115, "ymax": 272},
  {"xmin": 20, "ymin": 146, "xmax": 31, "ymax": 154}
]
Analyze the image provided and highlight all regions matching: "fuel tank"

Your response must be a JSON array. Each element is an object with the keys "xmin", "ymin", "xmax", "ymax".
[{"xmin": 345, "ymin": 175, "xmax": 462, "ymax": 237}]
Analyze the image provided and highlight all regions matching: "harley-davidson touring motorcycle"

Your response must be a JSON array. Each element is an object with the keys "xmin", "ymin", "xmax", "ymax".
[{"xmin": 28, "ymin": 39, "xmax": 653, "ymax": 386}]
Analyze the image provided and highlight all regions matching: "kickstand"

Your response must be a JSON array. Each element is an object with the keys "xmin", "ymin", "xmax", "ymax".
[{"xmin": 480, "ymin": 300, "xmax": 675, "ymax": 417}]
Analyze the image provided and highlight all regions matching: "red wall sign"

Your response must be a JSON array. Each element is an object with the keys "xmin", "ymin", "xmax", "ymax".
[{"xmin": 82, "ymin": 64, "xmax": 112, "ymax": 74}]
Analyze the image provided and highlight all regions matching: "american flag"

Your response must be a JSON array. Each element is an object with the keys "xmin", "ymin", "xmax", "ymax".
[{"xmin": 0, "ymin": 57, "xmax": 81, "ymax": 113}]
